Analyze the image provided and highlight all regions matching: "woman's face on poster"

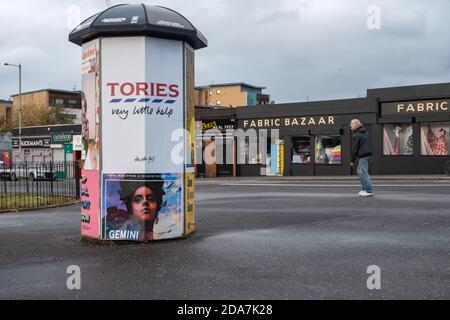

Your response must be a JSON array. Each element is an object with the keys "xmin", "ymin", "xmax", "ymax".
[
  {"xmin": 439, "ymin": 129, "xmax": 445, "ymax": 138},
  {"xmin": 131, "ymin": 186, "xmax": 158, "ymax": 222}
]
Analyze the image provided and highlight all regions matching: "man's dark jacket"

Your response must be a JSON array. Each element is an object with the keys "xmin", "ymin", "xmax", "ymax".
[{"xmin": 351, "ymin": 126, "xmax": 372, "ymax": 162}]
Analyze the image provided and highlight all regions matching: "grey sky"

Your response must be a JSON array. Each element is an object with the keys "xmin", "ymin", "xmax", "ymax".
[{"xmin": 0, "ymin": 0, "xmax": 449, "ymax": 103}]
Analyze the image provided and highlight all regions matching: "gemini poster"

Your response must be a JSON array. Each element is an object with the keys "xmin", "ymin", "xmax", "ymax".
[{"xmin": 102, "ymin": 173, "xmax": 183, "ymax": 241}]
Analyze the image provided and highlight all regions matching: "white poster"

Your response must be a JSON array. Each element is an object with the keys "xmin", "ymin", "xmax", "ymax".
[{"xmin": 101, "ymin": 36, "xmax": 184, "ymax": 174}]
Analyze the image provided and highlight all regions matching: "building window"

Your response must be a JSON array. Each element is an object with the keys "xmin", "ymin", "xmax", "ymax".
[
  {"xmin": 216, "ymin": 89, "xmax": 221, "ymax": 94},
  {"xmin": 383, "ymin": 124, "xmax": 413, "ymax": 155},
  {"xmin": 420, "ymin": 122, "xmax": 449, "ymax": 155},
  {"xmin": 315, "ymin": 136, "xmax": 341, "ymax": 164},
  {"xmin": 216, "ymin": 100, "xmax": 221, "ymax": 105},
  {"xmin": 292, "ymin": 136, "xmax": 310, "ymax": 164},
  {"xmin": 68, "ymin": 99, "xmax": 78, "ymax": 105},
  {"xmin": 50, "ymin": 98, "xmax": 65, "ymax": 106},
  {"xmin": 209, "ymin": 91, "xmax": 212, "ymax": 96}
]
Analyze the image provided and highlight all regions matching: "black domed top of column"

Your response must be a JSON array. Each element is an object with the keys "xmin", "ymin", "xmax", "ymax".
[{"xmin": 69, "ymin": 4, "xmax": 207, "ymax": 49}]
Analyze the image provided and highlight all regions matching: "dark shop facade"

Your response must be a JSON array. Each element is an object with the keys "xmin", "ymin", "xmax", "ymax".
[{"xmin": 195, "ymin": 83, "xmax": 450, "ymax": 177}]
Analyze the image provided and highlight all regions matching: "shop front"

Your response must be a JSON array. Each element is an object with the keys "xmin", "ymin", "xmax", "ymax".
[
  {"xmin": 195, "ymin": 107, "xmax": 237, "ymax": 178},
  {"xmin": 236, "ymin": 98, "xmax": 376, "ymax": 176},
  {"xmin": 195, "ymin": 82, "xmax": 450, "ymax": 176},
  {"xmin": 51, "ymin": 131, "xmax": 74, "ymax": 162},
  {"xmin": 11, "ymin": 124, "xmax": 81, "ymax": 163},
  {"xmin": 373, "ymin": 95, "xmax": 450, "ymax": 175},
  {"xmin": 12, "ymin": 136, "xmax": 52, "ymax": 162},
  {"xmin": 196, "ymin": 118, "xmax": 236, "ymax": 177}
]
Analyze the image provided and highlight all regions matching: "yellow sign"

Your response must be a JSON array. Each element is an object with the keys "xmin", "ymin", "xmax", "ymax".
[
  {"xmin": 279, "ymin": 142, "xmax": 284, "ymax": 175},
  {"xmin": 185, "ymin": 173, "xmax": 195, "ymax": 235}
]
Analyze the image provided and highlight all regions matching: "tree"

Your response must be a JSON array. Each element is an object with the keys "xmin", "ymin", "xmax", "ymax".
[
  {"xmin": 0, "ymin": 117, "xmax": 10, "ymax": 132},
  {"xmin": 10, "ymin": 103, "xmax": 76, "ymax": 128}
]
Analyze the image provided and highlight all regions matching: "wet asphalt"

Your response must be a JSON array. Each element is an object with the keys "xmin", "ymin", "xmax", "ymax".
[{"xmin": 0, "ymin": 178, "xmax": 449, "ymax": 299}]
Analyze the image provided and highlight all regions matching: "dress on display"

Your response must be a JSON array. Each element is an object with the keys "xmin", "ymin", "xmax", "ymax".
[{"xmin": 401, "ymin": 134, "xmax": 413, "ymax": 155}]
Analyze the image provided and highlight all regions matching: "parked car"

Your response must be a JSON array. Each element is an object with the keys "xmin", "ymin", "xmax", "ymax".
[
  {"xmin": 0, "ymin": 161, "xmax": 57, "ymax": 181},
  {"xmin": 0, "ymin": 161, "xmax": 16, "ymax": 181}
]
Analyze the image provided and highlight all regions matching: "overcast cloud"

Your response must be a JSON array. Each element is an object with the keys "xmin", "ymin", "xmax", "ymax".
[{"xmin": 0, "ymin": 0, "xmax": 449, "ymax": 103}]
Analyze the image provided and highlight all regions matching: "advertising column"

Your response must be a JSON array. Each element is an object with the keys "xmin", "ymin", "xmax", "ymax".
[{"xmin": 71, "ymin": 4, "xmax": 207, "ymax": 242}]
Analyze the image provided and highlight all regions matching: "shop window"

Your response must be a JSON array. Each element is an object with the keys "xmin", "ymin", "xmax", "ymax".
[
  {"xmin": 315, "ymin": 136, "xmax": 341, "ymax": 164},
  {"xmin": 383, "ymin": 124, "xmax": 413, "ymax": 155},
  {"xmin": 244, "ymin": 138, "xmax": 259, "ymax": 164},
  {"xmin": 420, "ymin": 122, "xmax": 449, "ymax": 156},
  {"xmin": 292, "ymin": 136, "xmax": 311, "ymax": 164}
]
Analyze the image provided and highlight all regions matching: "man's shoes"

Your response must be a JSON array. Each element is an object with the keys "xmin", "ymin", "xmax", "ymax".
[
  {"xmin": 359, "ymin": 191, "xmax": 374, "ymax": 197},
  {"xmin": 358, "ymin": 190, "xmax": 365, "ymax": 196}
]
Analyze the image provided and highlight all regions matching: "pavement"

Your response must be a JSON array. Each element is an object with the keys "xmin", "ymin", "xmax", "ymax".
[
  {"xmin": 197, "ymin": 174, "xmax": 450, "ymax": 181},
  {"xmin": 0, "ymin": 177, "xmax": 449, "ymax": 299}
]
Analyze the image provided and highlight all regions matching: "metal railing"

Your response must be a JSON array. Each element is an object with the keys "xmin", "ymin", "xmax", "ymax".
[{"xmin": 0, "ymin": 161, "xmax": 81, "ymax": 210}]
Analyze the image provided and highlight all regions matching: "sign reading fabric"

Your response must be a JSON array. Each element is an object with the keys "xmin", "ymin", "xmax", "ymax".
[
  {"xmin": 381, "ymin": 99, "xmax": 450, "ymax": 115},
  {"xmin": 241, "ymin": 116, "xmax": 336, "ymax": 129}
]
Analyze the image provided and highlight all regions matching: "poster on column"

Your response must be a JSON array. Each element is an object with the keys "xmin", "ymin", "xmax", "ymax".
[
  {"xmin": 81, "ymin": 170, "xmax": 100, "ymax": 238},
  {"xmin": 102, "ymin": 173, "xmax": 183, "ymax": 241},
  {"xmin": 184, "ymin": 44, "xmax": 196, "ymax": 234},
  {"xmin": 185, "ymin": 44, "xmax": 195, "ymax": 170},
  {"xmin": 102, "ymin": 36, "xmax": 184, "ymax": 173},
  {"xmin": 81, "ymin": 38, "xmax": 100, "ymax": 170},
  {"xmin": 81, "ymin": 38, "xmax": 101, "ymax": 237},
  {"xmin": 101, "ymin": 36, "xmax": 185, "ymax": 239}
]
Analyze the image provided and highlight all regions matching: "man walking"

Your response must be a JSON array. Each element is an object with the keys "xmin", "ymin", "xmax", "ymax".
[{"xmin": 350, "ymin": 119, "xmax": 374, "ymax": 197}]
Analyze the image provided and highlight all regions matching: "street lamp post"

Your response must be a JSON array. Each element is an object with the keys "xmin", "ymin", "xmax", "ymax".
[{"xmin": 1, "ymin": 62, "xmax": 22, "ymax": 161}]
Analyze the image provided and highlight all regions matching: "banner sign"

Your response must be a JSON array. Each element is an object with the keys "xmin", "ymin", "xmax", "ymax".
[
  {"xmin": 12, "ymin": 137, "xmax": 51, "ymax": 149},
  {"xmin": 52, "ymin": 132, "xmax": 73, "ymax": 144},
  {"xmin": 382, "ymin": 99, "xmax": 450, "ymax": 116}
]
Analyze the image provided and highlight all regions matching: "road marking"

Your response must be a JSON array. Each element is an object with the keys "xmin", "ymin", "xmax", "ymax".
[{"xmin": 218, "ymin": 183, "xmax": 450, "ymax": 187}]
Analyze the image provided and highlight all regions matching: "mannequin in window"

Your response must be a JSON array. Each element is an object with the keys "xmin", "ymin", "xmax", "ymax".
[{"xmin": 427, "ymin": 126, "xmax": 448, "ymax": 155}]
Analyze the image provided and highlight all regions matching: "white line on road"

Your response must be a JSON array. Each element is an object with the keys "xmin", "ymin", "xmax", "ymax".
[{"xmin": 218, "ymin": 183, "xmax": 450, "ymax": 187}]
